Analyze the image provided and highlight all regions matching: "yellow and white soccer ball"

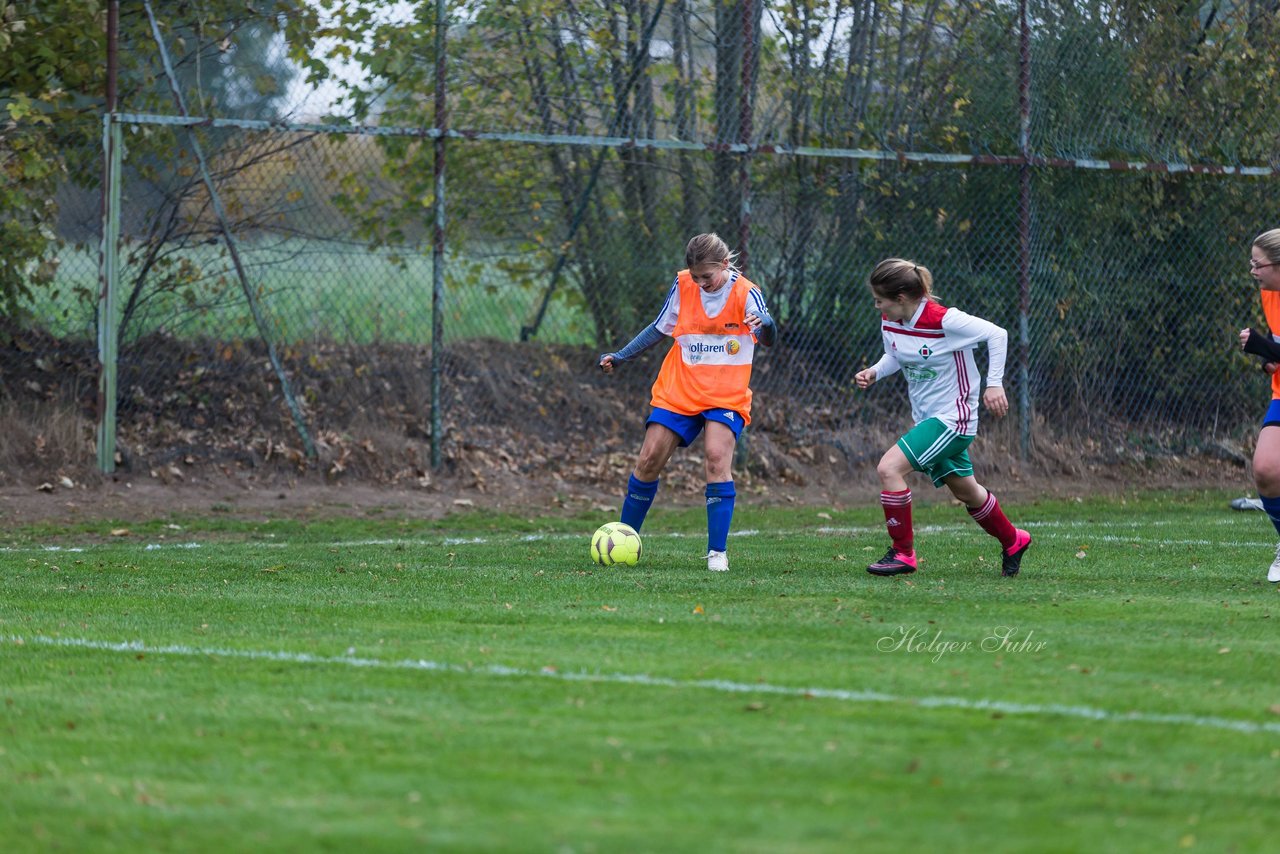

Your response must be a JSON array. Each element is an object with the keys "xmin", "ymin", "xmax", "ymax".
[{"xmin": 590, "ymin": 522, "xmax": 642, "ymax": 567}]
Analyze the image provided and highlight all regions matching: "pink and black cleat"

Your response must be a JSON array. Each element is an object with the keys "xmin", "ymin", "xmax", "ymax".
[
  {"xmin": 1002, "ymin": 529, "xmax": 1032, "ymax": 577},
  {"xmin": 867, "ymin": 547, "xmax": 918, "ymax": 576}
]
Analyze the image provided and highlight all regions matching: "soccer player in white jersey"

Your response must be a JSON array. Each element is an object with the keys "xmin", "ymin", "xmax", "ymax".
[{"xmin": 854, "ymin": 258, "xmax": 1032, "ymax": 577}]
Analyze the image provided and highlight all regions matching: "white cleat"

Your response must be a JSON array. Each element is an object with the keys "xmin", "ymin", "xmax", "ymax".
[
  {"xmin": 1231, "ymin": 497, "xmax": 1265, "ymax": 511},
  {"xmin": 1269, "ymin": 543, "xmax": 1280, "ymax": 584},
  {"xmin": 706, "ymin": 550, "xmax": 729, "ymax": 572}
]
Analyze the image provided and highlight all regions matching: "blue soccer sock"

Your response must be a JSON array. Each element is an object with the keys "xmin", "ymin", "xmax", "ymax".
[
  {"xmin": 620, "ymin": 474, "xmax": 660, "ymax": 532},
  {"xmin": 1262, "ymin": 494, "xmax": 1280, "ymax": 538},
  {"xmin": 705, "ymin": 481, "xmax": 737, "ymax": 552}
]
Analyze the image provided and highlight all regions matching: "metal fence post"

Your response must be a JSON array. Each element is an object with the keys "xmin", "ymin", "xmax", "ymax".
[
  {"xmin": 96, "ymin": 0, "xmax": 121, "ymax": 474},
  {"xmin": 734, "ymin": 0, "xmax": 756, "ymax": 471},
  {"xmin": 737, "ymin": 0, "xmax": 754, "ymax": 273},
  {"xmin": 431, "ymin": 0, "xmax": 448, "ymax": 469},
  {"xmin": 96, "ymin": 113, "xmax": 122, "ymax": 474},
  {"xmin": 1016, "ymin": 0, "xmax": 1033, "ymax": 462}
]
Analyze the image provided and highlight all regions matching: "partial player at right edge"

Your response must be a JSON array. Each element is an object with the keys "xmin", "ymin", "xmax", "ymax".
[{"xmin": 1235, "ymin": 227, "xmax": 1280, "ymax": 582}]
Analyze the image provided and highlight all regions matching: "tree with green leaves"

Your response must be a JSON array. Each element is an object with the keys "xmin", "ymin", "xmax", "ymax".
[
  {"xmin": 0, "ymin": 0, "xmax": 319, "ymax": 328},
  {"xmin": 1, "ymin": 1, "xmax": 105, "ymax": 320}
]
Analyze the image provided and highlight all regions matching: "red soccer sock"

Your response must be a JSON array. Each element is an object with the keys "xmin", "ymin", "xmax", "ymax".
[
  {"xmin": 967, "ymin": 491, "xmax": 1017, "ymax": 550},
  {"xmin": 881, "ymin": 489, "xmax": 913, "ymax": 554}
]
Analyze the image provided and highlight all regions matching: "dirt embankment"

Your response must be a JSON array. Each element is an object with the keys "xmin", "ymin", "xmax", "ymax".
[{"xmin": 0, "ymin": 331, "xmax": 1252, "ymax": 525}]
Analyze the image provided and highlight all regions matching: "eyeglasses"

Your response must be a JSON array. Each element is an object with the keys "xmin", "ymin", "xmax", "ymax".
[{"xmin": 1251, "ymin": 260, "xmax": 1276, "ymax": 271}]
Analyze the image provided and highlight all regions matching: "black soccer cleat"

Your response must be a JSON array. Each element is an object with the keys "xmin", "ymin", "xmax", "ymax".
[
  {"xmin": 867, "ymin": 547, "xmax": 918, "ymax": 576},
  {"xmin": 1002, "ymin": 529, "xmax": 1032, "ymax": 577}
]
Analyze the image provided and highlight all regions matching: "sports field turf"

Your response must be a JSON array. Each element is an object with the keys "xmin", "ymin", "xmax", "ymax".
[{"xmin": 2, "ymin": 491, "xmax": 1278, "ymax": 851}]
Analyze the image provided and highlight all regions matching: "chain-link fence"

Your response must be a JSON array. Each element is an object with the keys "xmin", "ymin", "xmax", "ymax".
[{"xmin": 5, "ymin": 0, "xmax": 1278, "ymax": 481}]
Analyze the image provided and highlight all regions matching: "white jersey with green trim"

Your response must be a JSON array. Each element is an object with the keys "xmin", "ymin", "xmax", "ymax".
[{"xmin": 869, "ymin": 298, "xmax": 1008, "ymax": 436}]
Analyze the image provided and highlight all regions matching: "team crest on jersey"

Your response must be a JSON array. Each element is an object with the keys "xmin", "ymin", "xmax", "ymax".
[
  {"xmin": 918, "ymin": 344, "xmax": 933, "ymax": 359},
  {"xmin": 726, "ymin": 339, "xmax": 741, "ymax": 355}
]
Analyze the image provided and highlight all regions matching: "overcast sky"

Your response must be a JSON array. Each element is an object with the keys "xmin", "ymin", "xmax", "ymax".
[{"xmin": 285, "ymin": 1, "xmax": 418, "ymax": 120}]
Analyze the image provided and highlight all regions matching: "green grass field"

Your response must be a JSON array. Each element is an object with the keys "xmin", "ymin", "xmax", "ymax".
[
  {"xmin": 37, "ymin": 241, "xmax": 593, "ymax": 345},
  {"xmin": 3, "ymin": 491, "xmax": 1279, "ymax": 852}
]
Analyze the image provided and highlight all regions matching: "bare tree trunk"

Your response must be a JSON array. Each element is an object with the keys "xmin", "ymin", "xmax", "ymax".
[
  {"xmin": 672, "ymin": 0, "xmax": 699, "ymax": 236},
  {"xmin": 715, "ymin": 0, "xmax": 743, "ymax": 237},
  {"xmin": 620, "ymin": 0, "xmax": 659, "ymax": 244},
  {"xmin": 517, "ymin": 14, "xmax": 612, "ymax": 344},
  {"xmin": 782, "ymin": 0, "xmax": 820, "ymax": 315},
  {"xmin": 843, "ymin": 0, "xmax": 880, "ymax": 139}
]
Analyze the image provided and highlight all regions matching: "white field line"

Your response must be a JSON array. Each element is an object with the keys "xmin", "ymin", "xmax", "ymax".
[
  {"xmin": 4, "ymin": 518, "xmax": 1276, "ymax": 554},
  {"xmin": 7, "ymin": 634, "xmax": 1279, "ymax": 736}
]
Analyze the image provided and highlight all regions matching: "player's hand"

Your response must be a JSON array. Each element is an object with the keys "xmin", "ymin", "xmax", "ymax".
[
  {"xmin": 1266, "ymin": 362, "xmax": 1279, "ymax": 376},
  {"xmin": 1240, "ymin": 328, "xmax": 1252, "ymax": 350},
  {"xmin": 599, "ymin": 354, "xmax": 615, "ymax": 374},
  {"xmin": 983, "ymin": 387, "xmax": 1009, "ymax": 417},
  {"xmin": 854, "ymin": 368, "xmax": 876, "ymax": 389},
  {"xmin": 744, "ymin": 312, "xmax": 764, "ymax": 333}
]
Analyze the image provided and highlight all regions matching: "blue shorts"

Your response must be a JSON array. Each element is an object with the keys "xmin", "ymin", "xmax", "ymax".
[
  {"xmin": 1265, "ymin": 399, "xmax": 1280, "ymax": 428},
  {"xmin": 647, "ymin": 407, "xmax": 746, "ymax": 447}
]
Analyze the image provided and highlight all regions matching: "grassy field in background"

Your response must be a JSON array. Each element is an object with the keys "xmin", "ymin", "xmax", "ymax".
[
  {"xmin": 2, "ymin": 491, "xmax": 1279, "ymax": 851},
  {"xmin": 36, "ymin": 241, "xmax": 593, "ymax": 344}
]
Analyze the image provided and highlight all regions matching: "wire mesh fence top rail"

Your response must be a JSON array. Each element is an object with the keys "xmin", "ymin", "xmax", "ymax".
[{"xmin": 111, "ymin": 111, "xmax": 1280, "ymax": 176}]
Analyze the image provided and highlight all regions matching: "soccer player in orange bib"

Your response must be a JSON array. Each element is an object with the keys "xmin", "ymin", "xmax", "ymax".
[
  {"xmin": 854, "ymin": 258, "xmax": 1031, "ymax": 577},
  {"xmin": 599, "ymin": 233, "xmax": 776, "ymax": 572},
  {"xmin": 1236, "ymin": 228, "xmax": 1280, "ymax": 582}
]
